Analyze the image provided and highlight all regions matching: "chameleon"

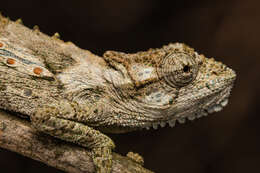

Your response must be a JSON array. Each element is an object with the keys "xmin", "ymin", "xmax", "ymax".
[{"xmin": 0, "ymin": 14, "xmax": 236, "ymax": 173}]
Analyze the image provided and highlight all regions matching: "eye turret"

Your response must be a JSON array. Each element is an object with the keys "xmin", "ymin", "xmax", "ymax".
[{"xmin": 157, "ymin": 52, "xmax": 199, "ymax": 87}]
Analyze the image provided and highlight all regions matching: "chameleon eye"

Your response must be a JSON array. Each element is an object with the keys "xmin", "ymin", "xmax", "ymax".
[{"xmin": 157, "ymin": 52, "xmax": 199, "ymax": 87}]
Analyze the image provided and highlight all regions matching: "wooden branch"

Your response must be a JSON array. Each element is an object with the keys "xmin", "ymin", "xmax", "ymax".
[{"xmin": 0, "ymin": 110, "xmax": 153, "ymax": 173}]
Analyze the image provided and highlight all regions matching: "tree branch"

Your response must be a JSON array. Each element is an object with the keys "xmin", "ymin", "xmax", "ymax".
[{"xmin": 0, "ymin": 110, "xmax": 153, "ymax": 173}]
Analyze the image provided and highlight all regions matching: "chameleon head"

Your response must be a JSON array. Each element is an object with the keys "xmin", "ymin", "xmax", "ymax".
[{"xmin": 101, "ymin": 43, "xmax": 236, "ymax": 132}]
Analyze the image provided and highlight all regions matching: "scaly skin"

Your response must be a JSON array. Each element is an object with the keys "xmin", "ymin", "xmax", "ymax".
[{"xmin": 0, "ymin": 14, "xmax": 236, "ymax": 173}]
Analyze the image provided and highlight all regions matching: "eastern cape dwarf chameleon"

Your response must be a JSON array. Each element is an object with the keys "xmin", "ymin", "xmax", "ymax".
[{"xmin": 0, "ymin": 15, "xmax": 236, "ymax": 173}]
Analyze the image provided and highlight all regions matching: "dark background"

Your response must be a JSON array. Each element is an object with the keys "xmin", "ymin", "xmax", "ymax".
[{"xmin": 0, "ymin": 0, "xmax": 259, "ymax": 173}]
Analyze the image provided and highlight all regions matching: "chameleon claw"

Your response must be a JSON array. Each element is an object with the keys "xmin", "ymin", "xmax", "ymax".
[{"xmin": 127, "ymin": 151, "xmax": 144, "ymax": 166}]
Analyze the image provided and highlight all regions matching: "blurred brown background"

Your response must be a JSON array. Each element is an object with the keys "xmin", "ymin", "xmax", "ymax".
[{"xmin": 0, "ymin": 0, "xmax": 259, "ymax": 173}]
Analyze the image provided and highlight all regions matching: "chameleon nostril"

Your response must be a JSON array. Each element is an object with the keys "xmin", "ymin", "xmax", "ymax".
[{"xmin": 212, "ymin": 71, "xmax": 218, "ymax": 75}]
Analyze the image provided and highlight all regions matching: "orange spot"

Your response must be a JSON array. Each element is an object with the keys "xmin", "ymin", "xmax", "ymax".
[
  {"xmin": 33, "ymin": 67, "xmax": 43, "ymax": 75},
  {"xmin": 0, "ymin": 42, "xmax": 3, "ymax": 47},
  {"xmin": 7, "ymin": 58, "xmax": 15, "ymax": 65}
]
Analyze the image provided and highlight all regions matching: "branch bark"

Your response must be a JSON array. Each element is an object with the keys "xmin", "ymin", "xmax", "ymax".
[{"xmin": 0, "ymin": 110, "xmax": 153, "ymax": 173}]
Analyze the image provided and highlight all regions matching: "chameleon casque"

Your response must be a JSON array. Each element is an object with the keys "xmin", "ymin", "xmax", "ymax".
[{"xmin": 0, "ymin": 14, "xmax": 236, "ymax": 173}]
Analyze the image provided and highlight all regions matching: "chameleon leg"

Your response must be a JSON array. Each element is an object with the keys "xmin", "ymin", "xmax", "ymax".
[{"xmin": 31, "ymin": 100, "xmax": 115, "ymax": 173}]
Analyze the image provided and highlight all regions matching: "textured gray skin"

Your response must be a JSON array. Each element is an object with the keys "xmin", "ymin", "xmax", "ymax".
[{"xmin": 0, "ymin": 15, "xmax": 236, "ymax": 173}]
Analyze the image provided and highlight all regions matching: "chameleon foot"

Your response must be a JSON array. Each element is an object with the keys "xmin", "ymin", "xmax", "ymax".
[{"xmin": 31, "ymin": 101, "xmax": 115, "ymax": 173}]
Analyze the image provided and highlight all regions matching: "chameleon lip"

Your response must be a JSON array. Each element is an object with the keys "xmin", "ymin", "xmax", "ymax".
[
  {"xmin": 221, "ymin": 99, "xmax": 228, "ymax": 107},
  {"xmin": 142, "ymin": 80, "xmax": 233, "ymax": 130},
  {"xmin": 145, "ymin": 97, "xmax": 230, "ymax": 130},
  {"xmin": 206, "ymin": 98, "xmax": 229, "ymax": 114}
]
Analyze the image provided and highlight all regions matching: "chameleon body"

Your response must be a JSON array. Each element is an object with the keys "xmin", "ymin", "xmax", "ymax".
[{"xmin": 0, "ymin": 14, "xmax": 236, "ymax": 173}]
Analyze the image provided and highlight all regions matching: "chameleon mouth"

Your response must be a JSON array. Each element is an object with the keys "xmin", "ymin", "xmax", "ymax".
[
  {"xmin": 144, "ymin": 98, "xmax": 229, "ymax": 130},
  {"xmin": 143, "ymin": 85, "xmax": 232, "ymax": 130}
]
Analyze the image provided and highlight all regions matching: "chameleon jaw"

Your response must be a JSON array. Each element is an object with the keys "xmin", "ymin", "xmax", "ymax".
[
  {"xmin": 144, "ymin": 98, "xmax": 229, "ymax": 130},
  {"xmin": 143, "ymin": 85, "xmax": 233, "ymax": 130}
]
